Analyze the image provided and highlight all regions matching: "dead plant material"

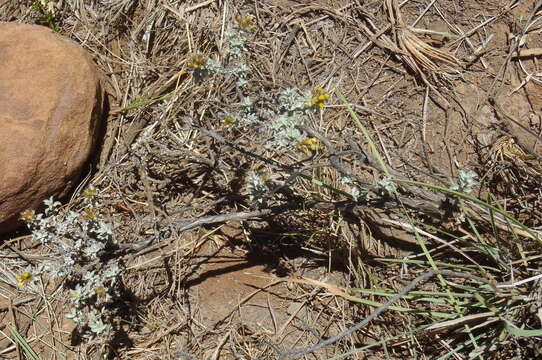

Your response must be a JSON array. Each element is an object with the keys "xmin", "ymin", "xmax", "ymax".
[
  {"xmin": 485, "ymin": 135, "xmax": 542, "ymax": 227},
  {"xmin": 385, "ymin": 0, "xmax": 462, "ymax": 79},
  {"xmin": 490, "ymin": 136, "xmax": 542, "ymax": 177},
  {"xmin": 512, "ymin": 47, "xmax": 542, "ymax": 59}
]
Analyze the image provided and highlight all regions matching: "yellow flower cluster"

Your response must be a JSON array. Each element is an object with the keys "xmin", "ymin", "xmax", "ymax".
[
  {"xmin": 20, "ymin": 209, "xmax": 36, "ymax": 223},
  {"xmin": 82, "ymin": 207, "xmax": 99, "ymax": 221},
  {"xmin": 82, "ymin": 187, "xmax": 98, "ymax": 200},
  {"xmin": 297, "ymin": 137, "xmax": 319, "ymax": 154},
  {"xmin": 187, "ymin": 53, "xmax": 207, "ymax": 70},
  {"xmin": 222, "ymin": 115, "xmax": 237, "ymax": 129},
  {"xmin": 310, "ymin": 87, "xmax": 330, "ymax": 110},
  {"xmin": 95, "ymin": 286, "xmax": 107, "ymax": 297},
  {"xmin": 235, "ymin": 16, "xmax": 256, "ymax": 31},
  {"xmin": 16, "ymin": 272, "xmax": 33, "ymax": 288}
]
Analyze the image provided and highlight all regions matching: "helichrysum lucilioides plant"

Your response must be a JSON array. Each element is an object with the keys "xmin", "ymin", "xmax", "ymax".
[
  {"xmin": 190, "ymin": 15, "xmax": 331, "ymax": 147},
  {"xmin": 186, "ymin": 17, "xmax": 254, "ymax": 86},
  {"xmin": 340, "ymin": 177, "xmax": 365, "ymax": 202},
  {"xmin": 451, "ymin": 169, "xmax": 479, "ymax": 194},
  {"xmin": 19, "ymin": 187, "xmax": 123, "ymax": 339},
  {"xmin": 247, "ymin": 171, "xmax": 270, "ymax": 204},
  {"xmin": 269, "ymin": 87, "xmax": 330, "ymax": 149},
  {"xmin": 187, "ymin": 52, "xmax": 222, "ymax": 81},
  {"xmin": 377, "ymin": 177, "xmax": 397, "ymax": 196},
  {"xmin": 187, "ymin": 15, "xmax": 332, "ymax": 201}
]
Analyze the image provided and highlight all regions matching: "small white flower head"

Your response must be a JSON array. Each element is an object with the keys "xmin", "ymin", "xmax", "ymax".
[
  {"xmin": 351, "ymin": 186, "xmax": 362, "ymax": 202},
  {"xmin": 82, "ymin": 270, "xmax": 98, "ymax": 283},
  {"xmin": 204, "ymin": 58, "xmax": 223, "ymax": 76},
  {"xmin": 35, "ymin": 214, "xmax": 49, "ymax": 230},
  {"xmin": 44, "ymin": 260, "xmax": 69, "ymax": 278},
  {"xmin": 83, "ymin": 241, "xmax": 106, "ymax": 258},
  {"xmin": 340, "ymin": 177, "xmax": 353, "ymax": 185},
  {"xmin": 71, "ymin": 284, "xmax": 85, "ymax": 302},
  {"xmin": 240, "ymin": 96, "xmax": 253, "ymax": 108},
  {"xmin": 65, "ymin": 307, "xmax": 84, "ymax": 324},
  {"xmin": 95, "ymin": 221, "xmax": 113, "ymax": 242},
  {"xmin": 32, "ymin": 229, "xmax": 50, "ymax": 245},
  {"xmin": 104, "ymin": 263, "xmax": 122, "ymax": 280},
  {"xmin": 240, "ymin": 112, "xmax": 259, "ymax": 125},
  {"xmin": 237, "ymin": 63, "xmax": 250, "ymax": 74},
  {"xmin": 236, "ymin": 77, "xmax": 248, "ymax": 88},
  {"xmin": 339, "ymin": 177, "xmax": 365, "ymax": 201},
  {"xmin": 66, "ymin": 211, "xmax": 79, "ymax": 223}
]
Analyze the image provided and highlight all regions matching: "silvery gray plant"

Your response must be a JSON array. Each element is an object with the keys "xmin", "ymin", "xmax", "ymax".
[
  {"xmin": 22, "ymin": 189, "xmax": 123, "ymax": 338},
  {"xmin": 451, "ymin": 170, "xmax": 479, "ymax": 194}
]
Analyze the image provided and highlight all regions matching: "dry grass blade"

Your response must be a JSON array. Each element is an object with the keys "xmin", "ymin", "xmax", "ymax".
[
  {"xmin": 401, "ymin": 30, "xmax": 462, "ymax": 70},
  {"xmin": 425, "ymin": 311, "xmax": 498, "ymax": 331},
  {"xmin": 386, "ymin": 0, "xmax": 461, "ymax": 77}
]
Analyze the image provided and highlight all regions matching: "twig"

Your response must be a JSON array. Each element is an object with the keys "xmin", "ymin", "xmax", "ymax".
[
  {"xmin": 186, "ymin": 0, "xmax": 217, "ymax": 12},
  {"xmin": 211, "ymin": 330, "xmax": 230, "ymax": 360},
  {"xmin": 128, "ymin": 208, "xmax": 274, "ymax": 254},
  {"xmin": 193, "ymin": 123, "xmax": 294, "ymax": 171}
]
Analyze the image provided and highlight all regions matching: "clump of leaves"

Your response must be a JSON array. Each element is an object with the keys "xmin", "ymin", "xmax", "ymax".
[{"xmin": 30, "ymin": 0, "xmax": 61, "ymax": 32}]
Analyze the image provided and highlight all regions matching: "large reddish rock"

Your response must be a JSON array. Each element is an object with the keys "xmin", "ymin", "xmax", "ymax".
[{"xmin": 0, "ymin": 22, "xmax": 104, "ymax": 234}]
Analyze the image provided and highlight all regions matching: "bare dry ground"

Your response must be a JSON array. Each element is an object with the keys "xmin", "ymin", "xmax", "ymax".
[{"xmin": 1, "ymin": 0, "xmax": 542, "ymax": 359}]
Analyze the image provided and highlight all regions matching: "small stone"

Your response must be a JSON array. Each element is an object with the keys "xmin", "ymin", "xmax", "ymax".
[{"xmin": 0, "ymin": 22, "xmax": 104, "ymax": 234}]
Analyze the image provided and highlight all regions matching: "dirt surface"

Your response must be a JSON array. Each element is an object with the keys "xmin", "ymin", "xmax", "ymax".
[{"xmin": 190, "ymin": 243, "xmax": 287, "ymax": 327}]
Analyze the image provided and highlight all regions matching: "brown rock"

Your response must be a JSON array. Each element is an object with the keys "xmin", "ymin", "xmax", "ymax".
[{"xmin": 0, "ymin": 22, "xmax": 104, "ymax": 234}]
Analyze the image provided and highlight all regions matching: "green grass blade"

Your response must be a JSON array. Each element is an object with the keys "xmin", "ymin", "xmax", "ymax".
[
  {"xmin": 376, "ymin": 258, "xmax": 492, "ymax": 272},
  {"xmin": 392, "ymin": 178, "xmax": 539, "ymax": 241},
  {"xmin": 346, "ymin": 293, "xmax": 454, "ymax": 319},
  {"xmin": 325, "ymin": 325, "xmax": 430, "ymax": 359},
  {"xmin": 10, "ymin": 327, "xmax": 40, "ymax": 360},
  {"xmin": 354, "ymin": 288, "xmax": 478, "ymax": 300},
  {"xmin": 401, "ymin": 205, "xmax": 484, "ymax": 358},
  {"xmin": 436, "ymin": 331, "xmax": 489, "ymax": 360},
  {"xmin": 338, "ymin": 91, "xmax": 390, "ymax": 177},
  {"xmin": 504, "ymin": 321, "xmax": 542, "ymax": 337}
]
